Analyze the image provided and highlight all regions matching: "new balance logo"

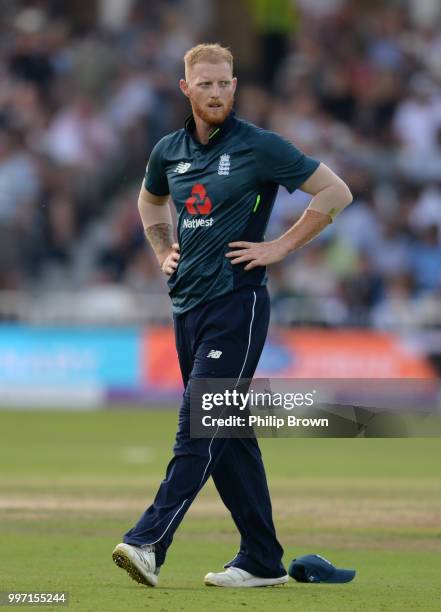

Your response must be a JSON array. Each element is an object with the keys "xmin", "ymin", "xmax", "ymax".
[
  {"xmin": 174, "ymin": 161, "xmax": 191, "ymax": 174},
  {"xmin": 217, "ymin": 154, "xmax": 230, "ymax": 176},
  {"xmin": 207, "ymin": 350, "xmax": 222, "ymax": 359}
]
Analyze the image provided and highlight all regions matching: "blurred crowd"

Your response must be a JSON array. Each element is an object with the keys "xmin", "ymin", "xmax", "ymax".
[{"xmin": 0, "ymin": 0, "xmax": 441, "ymax": 328}]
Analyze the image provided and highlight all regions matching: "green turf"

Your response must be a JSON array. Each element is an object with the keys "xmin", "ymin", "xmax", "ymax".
[{"xmin": 1, "ymin": 410, "xmax": 440, "ymax": 611}]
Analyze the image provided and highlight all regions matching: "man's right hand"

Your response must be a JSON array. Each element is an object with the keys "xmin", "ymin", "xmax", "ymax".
[{"xmin": 160, "ymin": 243, "xmax": 180, "ymax": 276}]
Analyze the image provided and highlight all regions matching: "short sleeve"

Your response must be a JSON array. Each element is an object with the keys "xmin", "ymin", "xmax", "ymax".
[
  {"xmin": 144, "ymin": 138, "xmax": 169, "ymax": 196},
  {"xmin": 255, "ymin": 129, "xmax": 320, "ymax": 193}
]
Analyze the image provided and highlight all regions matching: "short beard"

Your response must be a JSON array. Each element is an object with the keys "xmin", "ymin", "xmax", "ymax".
[{"xmin": 191, "ymin": 96, "xmax": 234, "ymax": 126}]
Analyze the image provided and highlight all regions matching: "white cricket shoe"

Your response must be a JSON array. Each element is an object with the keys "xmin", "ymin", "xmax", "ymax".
[
  {"xmin": 204, "ymin": 566, "xmax": 289, "ymax": 587},
  {"xmin": 112, "ymin": 543, "xmax": 158, "ymax": 587}
]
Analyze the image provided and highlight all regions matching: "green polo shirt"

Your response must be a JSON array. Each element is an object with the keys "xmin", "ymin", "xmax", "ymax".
[{"xmin": 145, "ymin": 112, "xmax": 319, "ymax": 314}]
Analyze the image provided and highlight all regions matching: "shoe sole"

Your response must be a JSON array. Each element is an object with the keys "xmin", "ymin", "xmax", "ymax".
[
  {"xmin": 204, "ymin": 575, "xmax": 289, "ymax": 588},
  {"xmin": 112, "ymin": 548, "xmax": 157, "ymax": 587}
]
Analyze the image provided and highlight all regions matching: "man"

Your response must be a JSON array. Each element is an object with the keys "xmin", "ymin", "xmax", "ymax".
[{"xmin": 113, "ymin": 43, "xmax": 352, "ymax": 588}]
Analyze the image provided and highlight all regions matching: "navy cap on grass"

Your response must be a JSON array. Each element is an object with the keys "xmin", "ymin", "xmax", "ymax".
[{"xmin": 289, "ymin": 554, "xmax": 356, "ymax": 584}]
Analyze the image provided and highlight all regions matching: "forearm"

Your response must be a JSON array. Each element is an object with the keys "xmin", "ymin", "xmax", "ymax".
[
  {"xmin": 138, "ymin": 196, "xmax": 174, "ymax": 264},
  {"xmin": 276, "ymin": 182, "xmax": 352, "ymax": 254},
  {"xmin": 276, "ymin": 209, "xmax": 331, "ymax": 254},
  {"xmin": 145, "ymin": 223, "xmax": 174, "ymax": 264}
]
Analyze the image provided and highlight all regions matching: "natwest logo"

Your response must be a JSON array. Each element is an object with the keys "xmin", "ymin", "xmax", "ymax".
[
  {"xmin": 185, "ymin": 183, "xmax": 212, "ymax": 215},
  {"xmin": 183, "ymin": 217, "xmax": 214, "ymax": 229}
]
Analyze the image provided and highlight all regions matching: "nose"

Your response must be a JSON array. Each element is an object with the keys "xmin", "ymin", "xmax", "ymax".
[{"xmin": 210, "ymin": 83, "xmax": 221, "ymax": 98}]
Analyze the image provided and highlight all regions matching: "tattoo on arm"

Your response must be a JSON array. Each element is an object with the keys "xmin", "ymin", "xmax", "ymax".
[{"xmin": 145, "ymin": 223, "xmax": 173, "ymax": 260}]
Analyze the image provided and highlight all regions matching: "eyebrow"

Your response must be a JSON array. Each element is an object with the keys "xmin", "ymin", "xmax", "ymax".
[{"xmin": 197, "ymin": 79, "xmax": 231, "ymax": 83}]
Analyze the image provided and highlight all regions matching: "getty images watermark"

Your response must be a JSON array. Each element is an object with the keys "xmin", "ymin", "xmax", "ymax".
[
  {"xmin": 189, "ymin": 378, "xmax": 441, "ymax": 438},
  {"xmin": 200, "ymin": 388, "xmax": 328, "ymax": 430}
]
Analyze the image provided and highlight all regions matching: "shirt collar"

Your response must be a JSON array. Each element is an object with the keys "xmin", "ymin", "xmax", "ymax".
[{"xmin": 184, "ymin": 111, "xmax": 237, "ymax": 146}]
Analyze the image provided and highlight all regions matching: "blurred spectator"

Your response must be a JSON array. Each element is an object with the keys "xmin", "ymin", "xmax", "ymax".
[
  {"xmin": 393, "ymin": 74, "xmax": 441, "ymax": 154},
  {"xmin": 94, "ymin": 191, "xmax": 144, "ymax": 283},
  {"xmin": 410, "ymin": 185, "xmax": 441, "ymax": 239},
  {"xmin": 44, "ymin": 93, "xmax": 118, "ymax": 168},
  {"xmin": 0, "ymin": 122, "xmax": 39, "ymax": 288},
  {"xmin": 248, "ymin": 0, "xmax": 298, "ymax": 85},
  {"xmin": 371, "ymin": 273, "xmax": 417, "ymax": 329},
  {"xmin": 9, "ymin": 8, "xmax": 54, "ymax": 95},
  {"xmin": 106, "ymin": 66, "xmax": 156, "ymax": 131},
  {"xmin": 411, "ymin": 226, "xmax": 441, "ymax": 293}
]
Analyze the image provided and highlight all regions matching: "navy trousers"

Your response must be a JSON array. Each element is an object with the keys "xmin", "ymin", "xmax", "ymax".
[{"xmin": 124, "ymin": 286, "xmax": 286, "ymax": 578}]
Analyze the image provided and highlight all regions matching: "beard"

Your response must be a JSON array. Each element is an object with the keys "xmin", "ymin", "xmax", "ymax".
[{"xmin": 191, "ymin": 95, "xmax": 234, "ymax": 126}]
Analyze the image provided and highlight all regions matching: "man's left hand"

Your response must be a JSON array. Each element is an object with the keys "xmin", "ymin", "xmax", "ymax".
[{"xmin": 226, "ymin": 240, "xmax": 288, "ymax": 271}]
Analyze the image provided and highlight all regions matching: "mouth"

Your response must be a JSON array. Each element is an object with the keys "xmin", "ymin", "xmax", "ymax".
[{"xmin": 208, "ymin": 103, "xmax": 223, "ymax": 109}]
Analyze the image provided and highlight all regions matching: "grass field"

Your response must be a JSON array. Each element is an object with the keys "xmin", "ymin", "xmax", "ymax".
[{"xmin": 1, "ymin": 410, "xmax": 440, "ymax": 611}]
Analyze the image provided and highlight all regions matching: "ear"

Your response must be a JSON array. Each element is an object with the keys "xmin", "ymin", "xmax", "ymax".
[
  {"xmin": 232, "ymin": 76, "xmax": 238, "ymax": 94},
  {"xmin": 180, "ymin": 79, "xmax": 189, "ymax": 98}
]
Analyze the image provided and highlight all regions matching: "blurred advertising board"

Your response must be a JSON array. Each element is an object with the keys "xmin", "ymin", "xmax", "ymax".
[
  {"xmin": 144, "ymin": 327, "xmax": 436, "ymax": 394},
  {"xmin": 0, "ymin": 325, "xmax": 436, "ymax": 407},
  {"xmin": 0, "ymin": 326, "xmax": 140, "ymax": 408}
]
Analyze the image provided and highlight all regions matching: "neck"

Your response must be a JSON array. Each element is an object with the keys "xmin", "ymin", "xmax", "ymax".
[{"xmin": 193, "ymin": 114, "xmax": 221, "ymax": 145}]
